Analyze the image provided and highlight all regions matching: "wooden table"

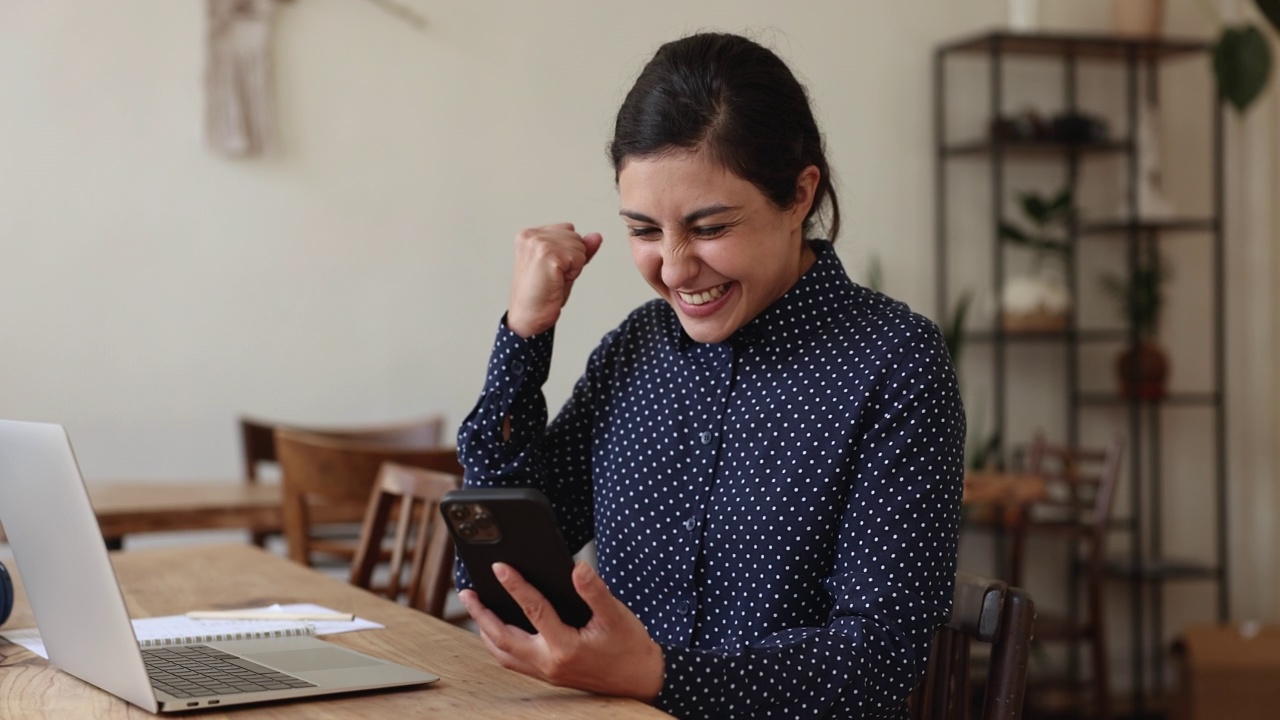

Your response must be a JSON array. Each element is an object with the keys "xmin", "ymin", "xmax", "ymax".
[
  {"xmin": 0, "ymin": 480, "xmax": 283, "ymax": 546},
  {"xmin": 0, "ymin": 544, "xmax": 669, "ymax": 719}
]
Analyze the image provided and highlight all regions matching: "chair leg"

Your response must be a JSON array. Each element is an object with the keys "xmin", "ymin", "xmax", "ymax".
[{"xmin": 1090, "ymin": 628, "xmax": 1111, "ymax": 719}]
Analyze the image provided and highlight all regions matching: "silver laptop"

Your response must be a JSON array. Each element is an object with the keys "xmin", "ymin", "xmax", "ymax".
[{"xmin": 0, "ymin": 419, "xmax": 439, "ymax": 713}]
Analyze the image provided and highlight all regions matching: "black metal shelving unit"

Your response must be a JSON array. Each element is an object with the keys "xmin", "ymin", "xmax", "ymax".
[{"xmin": 934, "ymin": 30, "xmax": 1227, "ymax": 717}]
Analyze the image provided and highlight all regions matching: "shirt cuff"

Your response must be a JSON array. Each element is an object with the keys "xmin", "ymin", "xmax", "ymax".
[
  {"xmin": 652, "ymin": 643, "xmax": 745, "ymax": 718},
  {"xmin": 482, "ymin": 313, "xmax": 554, "ymax": 395}
]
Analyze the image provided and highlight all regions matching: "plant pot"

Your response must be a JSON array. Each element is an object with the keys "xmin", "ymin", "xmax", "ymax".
[
  {"xmin": 1116, "ymin": 340, "xmax": 1169, "ymax": 401},
  {"xmin": 1112, "ymin": 0, "xmax": 1164, "ymax": 37}
]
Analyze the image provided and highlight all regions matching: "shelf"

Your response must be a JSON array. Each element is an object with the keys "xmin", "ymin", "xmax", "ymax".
[
  {"xmin": 1078, "ymin": 218, "xmax": 1218, "ymax": 235},
  {"xmin": 1075, "ymin": 392, "xmax": 1221, "ymax": 407},
  {"xmin": 943, "ymin": 139, "xmax": 1131, "ymax": 157},
  {"xmin": 963, "ymin": 328, "xmax": 1129, "ymax": 344},
  {"xmin": 935, "ymin": 28, "xmax": 1227, "ymax": 712},
  {"xmin": 1103, "ymin": 558, "xmax": 1222, "ymax": 582},
  {"xmin": 938, "ymin": 30, "xmax": 1212, "ymax": 61}
]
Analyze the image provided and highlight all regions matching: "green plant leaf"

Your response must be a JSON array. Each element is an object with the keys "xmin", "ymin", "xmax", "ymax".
[
  {"xmin": 1047, "ymin": 187, "xmax": 1074, "ymax": 215},
  {"xmin": 1257, "ymin": 0, "xmax": 1280, "ymax": 35},
  {"xmin": 1020, "ymin": 194, "xmax": 1050, "ymax": 225},
  {"xmin": 998, "ymin": 221, "xmax": 1033, "ymax": 244},
  {"xmin": 1215, "ymin": 25, "xmax": 1273, "ymax": 112},
  {"xmin": 943, "ymin": 290, "xmax": 973, "ymax": 372}
]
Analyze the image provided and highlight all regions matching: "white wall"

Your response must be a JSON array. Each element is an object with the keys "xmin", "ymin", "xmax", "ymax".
[
  {"xmin": 0, "ymin": 0, "xmax": 1011, "ymax": 474},
  {"xmin": 0, "ymin": 0, "xmax": 1272, "ymax": 620}
]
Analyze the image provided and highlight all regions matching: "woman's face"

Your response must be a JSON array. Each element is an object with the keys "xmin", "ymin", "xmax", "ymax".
[{"xmin": 618, "ymin": 151, "xmax": 818, "ymax": 344}]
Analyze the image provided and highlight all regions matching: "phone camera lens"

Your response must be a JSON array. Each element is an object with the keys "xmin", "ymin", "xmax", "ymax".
[
  {"xmin": 457, "ymin": 522, "xmax": 475, "ymax": 539},
  {"xmin": 448, "ymin": 505, "xmax": 470, "ymax": 522},
  {"xmin": 473, "ymin": 511, "xmax": 493, "ymax": 530}
]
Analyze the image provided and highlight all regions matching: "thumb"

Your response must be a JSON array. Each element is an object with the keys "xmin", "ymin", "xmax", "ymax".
[
  {"xmin": 581, "ymin": 232, "xmax": 604, "ymax": 263},
  {"xmin": 572, "ymin": 561, "xmax": 615, "ymax": 612}
]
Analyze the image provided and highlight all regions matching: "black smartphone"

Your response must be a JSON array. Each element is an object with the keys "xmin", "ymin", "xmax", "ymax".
[{"xmin": 440, "ymin": 487, "xmax": 592, "ymax": 633}]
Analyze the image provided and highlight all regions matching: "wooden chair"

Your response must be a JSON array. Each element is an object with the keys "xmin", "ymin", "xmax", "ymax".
[
  {"xmin": 910, "ymin": 573, "xmax": 1036, "ymax": 720},
  {"xmin": 239, "ymin": 415, "xmax": 445, "ymax": 546},
  {"xmin": 274, "ymin": 430, "xmax": 463, "ymax": 568},
  {"xmin": 349, "ymin": 463, "xmax": 461, "ymax": 619},
  {"xmin": 1008, "ymin": 433, "xmax": 1124, "ymax": 720}
]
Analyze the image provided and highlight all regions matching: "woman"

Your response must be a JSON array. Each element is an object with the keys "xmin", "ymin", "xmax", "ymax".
[{"xmin": 456, "ymin": 32, "xmax": 965, "ymax": 718}]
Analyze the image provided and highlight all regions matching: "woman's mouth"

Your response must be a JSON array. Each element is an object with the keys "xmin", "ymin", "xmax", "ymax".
[
  {"xmin": 675, "ymin": 282, "xmax": 734, "ymax": 318},
  {"xmin": 678, "ymin": 283, "xmax": 731, "ymax": 306}
]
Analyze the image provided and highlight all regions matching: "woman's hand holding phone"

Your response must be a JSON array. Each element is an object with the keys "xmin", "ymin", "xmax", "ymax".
[{"xmin": 458, "ymin": 561, "xmax": 665, "ymax": 702}]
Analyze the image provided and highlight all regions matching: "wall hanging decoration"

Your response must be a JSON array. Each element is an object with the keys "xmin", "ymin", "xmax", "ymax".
[
  {"xmin": 205, "ymin": 0, "xmax": 281, "ymax": 158},
  {"xmin": 203, "ymin": 0, "xmax": 426, "ymax": 159}
]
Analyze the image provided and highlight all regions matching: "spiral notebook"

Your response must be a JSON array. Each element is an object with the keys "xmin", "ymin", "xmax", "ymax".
[{"xmin": 0, "ymin": 603, "xmax": 382, "ymax": 659}]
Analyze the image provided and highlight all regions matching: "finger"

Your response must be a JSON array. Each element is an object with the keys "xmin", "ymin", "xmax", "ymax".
[
  {"xmin": 492, "ymin": 562, "xmax": 576, "ymax": 644},
  {"xmin": 570, "ymin": 561, "xmax": 620, "ymax": 621},
  {"xmin": 581, "ymin": 232, "xmax": 604, "ymax": 263},
  {"xmin": 461, "ymin": 586, "xmax": 546, "ymax": 663},
  {"xmin": 478, "ymin": 628, "xmax": 540, "ymax": 676},
  {"xmin": 458, "ymin": 589, "xmax": 515, "ymax": 638}
]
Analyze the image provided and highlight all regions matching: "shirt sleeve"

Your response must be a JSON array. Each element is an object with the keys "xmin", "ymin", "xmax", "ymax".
[
  {"xmin": 653, "ymin": 322, "xmax": 966, "ymax": 718},
  {"xmin": 454, "ymin": 316, "xmax": 601, "ymax": 589}
]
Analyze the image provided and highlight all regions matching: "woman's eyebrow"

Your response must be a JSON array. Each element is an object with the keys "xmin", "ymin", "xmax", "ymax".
[{"xmin": 619, "ymin": 204, "xmax": 740, "ymax": 225}]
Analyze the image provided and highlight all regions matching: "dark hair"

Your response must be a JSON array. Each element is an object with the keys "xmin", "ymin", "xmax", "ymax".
[{"xmin": 609, "ymin": 32, "xmax": 840, "ymax": 242}]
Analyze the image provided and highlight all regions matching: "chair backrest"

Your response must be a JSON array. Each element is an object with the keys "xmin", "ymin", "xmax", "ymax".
[
  {"xmin": 911, "ymin": 573, "xmax": 1036, "ymax": 720},
  {"xmin": 240, "ymin": 415, "xmax": 445, "ymax": 480},
  {"xmin": 349, "ymin": 463, "xmax": 461, "ymax": 618},
  {"xmin": 1022, "ymin": 433, "xmax": 1125, "ymax": 577},
  {"xmin": 274, "ymin": 430, "xmax": 464, "ymax": 567}
]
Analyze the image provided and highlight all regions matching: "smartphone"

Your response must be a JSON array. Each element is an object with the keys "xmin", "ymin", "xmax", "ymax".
[{"xmin": 440, "ymin": 487, "xmax": 592, "ymax": 633}]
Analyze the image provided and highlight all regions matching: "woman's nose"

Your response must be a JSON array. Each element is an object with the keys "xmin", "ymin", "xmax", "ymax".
[{"xmin": 660, "ymin": 243, "xmax": 698, "ymax": 289}]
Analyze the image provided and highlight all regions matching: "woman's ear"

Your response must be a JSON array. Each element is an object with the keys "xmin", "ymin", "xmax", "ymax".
[{"xmin": 789, "ymin": 165, "xmax": 821, "ymax": 228}]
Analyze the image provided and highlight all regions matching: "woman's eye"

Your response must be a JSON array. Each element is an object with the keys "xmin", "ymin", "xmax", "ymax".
[
  {"xmin": 628, "ymin": 226, "xmax": 659, "ymax": 239},
  {"xmin": 692, "ymin": 225, "xmax": 727, "ymax": 238}
]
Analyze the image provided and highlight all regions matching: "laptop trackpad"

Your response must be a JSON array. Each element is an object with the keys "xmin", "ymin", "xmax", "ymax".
[{"xmin": 247, "ymin": 648, "xmax": 386, "ymax": 672}]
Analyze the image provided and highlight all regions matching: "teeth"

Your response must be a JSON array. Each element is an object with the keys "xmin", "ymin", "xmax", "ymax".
[{"xmin": 679, "ymin": 284, "xmax": 728, "ymax": 306}]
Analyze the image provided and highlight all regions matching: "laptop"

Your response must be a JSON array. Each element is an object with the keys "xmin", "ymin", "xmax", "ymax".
[{"xmin": 0, "ymin": 419, "xmax": 439, "ymax": 713}]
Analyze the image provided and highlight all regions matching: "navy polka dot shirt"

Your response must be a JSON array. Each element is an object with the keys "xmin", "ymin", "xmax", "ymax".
[{"xmin": 457, "ymin": 241, "xmax": 965, "ymax": 718}]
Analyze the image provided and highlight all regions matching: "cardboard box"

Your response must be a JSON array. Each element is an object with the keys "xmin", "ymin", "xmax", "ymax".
[{"xmin": 1172, "ymin": 623, "xmax": 1280, "ymax": 720}]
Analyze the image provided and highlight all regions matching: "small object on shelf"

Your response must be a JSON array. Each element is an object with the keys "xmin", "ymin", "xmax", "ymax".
[
  {"xmin": 1117, "ymin": 339, "xmax": 1169, "ymax": 401},
  {"xmin": 1001, "ymin": 276, "xmax": 1070, "ymax": 333},
  {"xmin": 1122, "ymin": 99, "xmax": 1176, "ymax": 219},
  {"xmin": 1007, "ymin": 0, "xmax": 1040, "ymax": 33},
  {"xmin": 989, "ymin": 108, "xmax": 1052, "ymax": 142},
  {"xmin": 999, "ymin": 187, "xmax": 1074, "ymax": 331},
  {"xmin": 1049, "ymin": 110, "xmax": 1110, "ymax": 144},
  {"xmin": 1101, "ymin": 255, "xmax": 1171, "ymax": 400},
  {"xmin": 988, "ymin": 108, "xmax": 1110, "ymax": 145},
  {"xmin": 1001, "ymin": 307, "xmax": 1069, "ymax": 334},
  {"xmin": 1112, "ymin": 0, "xmax": 1165, "ymax": 38}
]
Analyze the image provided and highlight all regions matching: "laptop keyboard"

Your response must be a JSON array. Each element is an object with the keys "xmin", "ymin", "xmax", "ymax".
[{"xmin": 142, "ymin": 644, "xmax": 317, "ymax": 698}]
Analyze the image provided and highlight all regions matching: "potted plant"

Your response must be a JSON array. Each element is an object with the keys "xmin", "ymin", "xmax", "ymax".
[
  {"xmin": 998, "ymin": 187, "xmax": 1074, "ymax": 333},
  {"xmin": 1101, "ymin": 255, "xmax": 1171, "ymax": 401},
  {"xmin": 1196, "ymin": 0, "xmax": 1280, "ymax": 112}
]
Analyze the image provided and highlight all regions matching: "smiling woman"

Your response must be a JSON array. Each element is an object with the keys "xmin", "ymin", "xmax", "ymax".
[{"xmin": 453, "ymin": 32, "xmax": 965, "ymax": 719}]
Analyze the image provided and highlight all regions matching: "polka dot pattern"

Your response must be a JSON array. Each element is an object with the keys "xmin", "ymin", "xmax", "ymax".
[{"xmin": 457, "ymin": 241, "xmax": 965, "ymax": 718}]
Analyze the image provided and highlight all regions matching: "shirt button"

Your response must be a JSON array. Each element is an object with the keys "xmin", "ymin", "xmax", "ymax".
[
  {"xmin": 511, "ymin": 360, "xmax": 525, "ymax": 375},
  {"xmin": 677, "ymin": 600, "xmax": 691, "ymax": 616},
  {"xmin": 683, "ymin": 516, "xmax": 696, "ymax": 531},
  {"xmin": 699, "ymin": 431, "xmax": 713, "ymax": 445}
]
